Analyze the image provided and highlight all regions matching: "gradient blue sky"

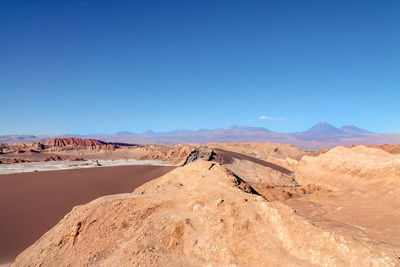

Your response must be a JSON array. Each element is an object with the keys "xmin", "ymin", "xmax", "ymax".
[{"xmin": 1, "ymin": 0, "xmax": 399, "ymax": 135}]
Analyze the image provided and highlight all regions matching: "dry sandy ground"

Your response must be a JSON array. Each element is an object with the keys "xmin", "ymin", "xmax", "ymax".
[
  {"xmin": 0, "ymin": 159, "xmax": 173, "ymax": 175},
  {"xmin": 208, "ymin": 143, "xmax": 400, "ymax": 251},
  {"xmin": 13, "ymin": 161, "xmax": 400, "ymax": 266},
  {"xmin": 4, "ymin": 142, "xmax": 400, "ymax": 266},
  {"xmin": 0, "ymin": 165, "xmax": 176, "ymax": 265},
  {"xmin": 0, "ymin": 143, "xmax": 194, "ymax": 166},
  {"xmin": 288, "ymin": 146, "xmax": 400, "ymax": 251}
]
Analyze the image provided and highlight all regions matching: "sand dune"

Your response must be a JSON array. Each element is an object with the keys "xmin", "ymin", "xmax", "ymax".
[
  {"xmin": 288, "ymin": 145, "xmax": 400, "ymax": 249},
  {"xmin": 297, "ymin": 145, "xmax": 400, "ymax": 193}
]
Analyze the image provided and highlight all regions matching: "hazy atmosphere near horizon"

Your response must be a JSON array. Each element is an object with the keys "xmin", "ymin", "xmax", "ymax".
[{"xmin": 1, "ymin": 0, "xmax": 399, "ymax": 135}]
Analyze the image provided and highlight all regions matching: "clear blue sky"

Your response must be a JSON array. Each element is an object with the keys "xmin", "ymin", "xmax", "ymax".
[{"xmin": 1, "ymin": 0, "xmax": 399, "ymax": 135}]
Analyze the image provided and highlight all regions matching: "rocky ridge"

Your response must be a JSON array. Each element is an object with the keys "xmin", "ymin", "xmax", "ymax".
[
  {"xmin": 44, "ymin": 138, "xmax": 107, "ymax": 148},
  {"xmin": 349, "ymin": 143, "xmax": 400, "ymax": 154},
  {"xmin": 13, "ymin": 160, "xmax": 399, "ymax": 266}
]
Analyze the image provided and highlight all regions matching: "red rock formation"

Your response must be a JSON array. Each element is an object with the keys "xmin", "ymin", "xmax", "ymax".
[{"xmin": 44, "ymin": 138, "xmax": 107, "ymax": 148}]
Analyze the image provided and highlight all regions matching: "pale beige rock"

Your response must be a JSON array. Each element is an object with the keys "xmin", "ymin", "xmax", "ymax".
[
  {"xmin": 13, "ymin": 160, "xmax": 399, "ymax": 267},
  {"xmin": 288, "ymin": 145, "xmax": 400, "ymax": 249},
  {"xmin": 207, "ymin": 142, "xmax": 307, "ymax": 161},
  {"xmin": 263, "ymin": 156, "xmax": 299, "ymax": 173},
  {"xmin": 225, "ymin": 158, "xmax": 298, "ymax": 188}
]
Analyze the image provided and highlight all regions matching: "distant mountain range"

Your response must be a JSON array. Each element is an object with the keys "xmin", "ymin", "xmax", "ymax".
[{"xmin": 1, "ymin": 122, "xmax": 400, "ymax": 150}]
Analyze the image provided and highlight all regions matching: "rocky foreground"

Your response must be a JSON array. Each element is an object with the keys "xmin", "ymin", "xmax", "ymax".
[
  {"xmin": 13, "ymin": 159, "xmax": 400, "ymax": 266},
  {"xmin": 6, "ymin": 139, "xmax": 400, "ymax": 266}
]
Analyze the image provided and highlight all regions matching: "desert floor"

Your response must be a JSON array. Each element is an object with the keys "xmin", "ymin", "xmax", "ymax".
[{"xmin": 0, "ymin": 165, "xmax": 176, "ymax": 264}]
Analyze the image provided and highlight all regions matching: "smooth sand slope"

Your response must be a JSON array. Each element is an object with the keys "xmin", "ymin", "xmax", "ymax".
[
  {"xmin": 13, "ymin": 161, "xmax": 399, "ymax": 266},
  {"xmin": 0, "ymin": 165, "xmax": 176, "ymax": 264},
  {"xmin": 289, "ymin": 145, "xmax": 400, "ymax": 250}
]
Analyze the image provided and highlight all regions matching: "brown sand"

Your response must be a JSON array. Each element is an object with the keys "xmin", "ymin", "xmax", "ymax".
[{"xmin": 0, "ymin": 165, "xmax": 176, "ymax": 264}]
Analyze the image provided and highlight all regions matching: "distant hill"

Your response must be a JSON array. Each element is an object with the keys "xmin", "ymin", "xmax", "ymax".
[
  {"xmin": 292, "ymin": 122, "xmax": 345, "ymax": 141},
  {"xmin": 1, "ymin": 122, "xmax": 400, "ymax": 150},
  {"xmin": 44, "ymin": 138, "xmax": 107, "ymax": 148},
  {"xmin": 340, "ymin": 125, "xmax": 371, "ymax": 134},
  {"xmin": 0, "ymin": 135, "xmax": 52, "ymax": 145}
]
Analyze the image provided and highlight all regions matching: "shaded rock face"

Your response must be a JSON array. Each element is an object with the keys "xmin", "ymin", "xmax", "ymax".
[
  {"xmin": 207, "ymin": 142, "xmax": 307, "ymax": 161},
  {"xmin": 0, "ymin": 143, "xmax": 9, "ymax": 154},
  {"xmin": 181, "ymin": 147, "xmax": 216, "ymax": 165},
  {"xmin": 13, "ymin": 161, "xmax": 399, "ymax": 266},
  {"xmin": 43, "ymin": 156, "xmax": 85, "ymax": 162},
  {"xmin": 181, "ymin": 147, "xmax": 311, "ymax": 201}
]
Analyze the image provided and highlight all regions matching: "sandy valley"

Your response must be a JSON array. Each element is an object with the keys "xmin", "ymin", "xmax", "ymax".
[{"xmin": 0, "ymin": 138, "xmax": 399, "ymax": 266}]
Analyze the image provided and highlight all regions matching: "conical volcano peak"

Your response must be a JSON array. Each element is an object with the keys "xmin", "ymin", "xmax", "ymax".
[{"xmin": 304, "ymin": 122, "xmax": 342, "ymax": 134}]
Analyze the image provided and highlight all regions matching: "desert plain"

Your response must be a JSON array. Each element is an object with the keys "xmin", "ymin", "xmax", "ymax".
[{"xmin": 0, "ymin": 137, "xmax": 399, "ymax": 266}]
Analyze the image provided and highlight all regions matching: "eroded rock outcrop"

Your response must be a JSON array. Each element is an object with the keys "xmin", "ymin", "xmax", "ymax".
[
  {"xmin": 208, "ymin": 142, "xmax": 308, "ymax": 161},
  {"xmin": 44, "ymin": 138, "xmax": 107, "ymax": 148},
  {"xmin": 181, "ymin": 147, "xmax": 310, "ymax": 201},
  {"xmin": 13, "ymin": 161, "xmax": 399, "ymax": 266},
  {"xmin": 181, "ymin": 146, "xmax": 216, "ymax": 165},
  {"xmin": 43, "ymin": 138, "xmax": 122, "ymax": 151},
  {"xmin": 136, "ymin": 144, "xmax": 194, "ymax": 165}
]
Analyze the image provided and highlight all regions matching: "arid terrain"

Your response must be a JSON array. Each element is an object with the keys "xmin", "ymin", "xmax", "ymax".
[
  {"xmin": 1, "ymin": 138, "xmax": 399, "ymax": 266},
  {"xmin": 3, "ymin": 0, "xmax": 399, "ymax": 265}
]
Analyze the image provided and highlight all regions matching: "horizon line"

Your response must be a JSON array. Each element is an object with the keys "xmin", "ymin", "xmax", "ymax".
[{"xmin": 1, "ymin": 121, "xmax": 398, "ymax": 136}]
